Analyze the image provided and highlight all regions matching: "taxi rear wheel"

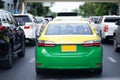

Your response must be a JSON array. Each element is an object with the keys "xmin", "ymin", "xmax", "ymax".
[
  {"xmin": 93, "ymin": 68, "xmax": 102, "ymax": 74},
  {"xmin": 36, "ymin": 68, "xmax": 45, "ymax": 74}
]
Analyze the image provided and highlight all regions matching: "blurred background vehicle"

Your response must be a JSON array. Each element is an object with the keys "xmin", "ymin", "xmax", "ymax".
[
  {"xmin": 95, "ymin": 15, "xmax": 120, "ymax": 43},
  {"xmin": 35, "ymin": 16, "xmax": 43, "ymax": 23},
  {"xmin": 53, "ymin": 16, "xmax": 82, "ymax": 21},
  {"xmin": 89, "ymin": 16, "xmax": 101, "ymax": 31},
  {"xmin": 35, "ymin": 19, "xmax": 49, "ymax": 37},
  {"xmin": 14, "ymin": 13, "xmax": 37, "ymax": 45},
  {"xmin": 57, "ymin": 12, "xmax": 79, "ymax": 16}
]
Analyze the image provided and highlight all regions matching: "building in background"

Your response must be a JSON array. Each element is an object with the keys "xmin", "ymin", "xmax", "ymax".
[{"xmin": 0, "ymin": 0, "xmax": 14, "ymax": 12}]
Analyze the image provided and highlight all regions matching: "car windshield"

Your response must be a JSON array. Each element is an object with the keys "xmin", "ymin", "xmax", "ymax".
[
  {"xmin": 93, "ymin": 18, "xmax": 99, "ymax": 22},
  {"xmin": 104, "ymin": 17, "xmax": 120, "ymax": 22},
  {"xmin": 14, "ymin": 15, "xmax": 32, "ymax": 26},
  {"xmin": 45, "ymin": 23, "xmax": 92, "ymax": 35}
]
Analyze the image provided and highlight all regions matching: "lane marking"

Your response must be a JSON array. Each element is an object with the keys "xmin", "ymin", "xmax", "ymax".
[
  {"xmin": 108, "ymin": 57, "xmax": 117, "ymax": 63},
  {"xmin": 29, "ymin": 58, "xmax": 35, "ymax": 63}
]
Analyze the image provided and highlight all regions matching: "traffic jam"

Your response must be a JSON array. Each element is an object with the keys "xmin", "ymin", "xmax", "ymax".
[{"xmin": 1, "ymin": 2, "xmax": 120, "ymax": 80}]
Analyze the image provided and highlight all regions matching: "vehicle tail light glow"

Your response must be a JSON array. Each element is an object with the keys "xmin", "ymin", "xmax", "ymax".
[
  {"xmin": 96, "ymin": 63, "xmax": 102, "ymax": 66},
  {"xmin": 104, "ymin": 25, "xmax": 108, "ymax": 32},
  {"xmin": 0, "ymin": 26, "xmax": 5, "ymax": 31},
  {"xmin": 38, "ymin": 40, "xmax": 56, "ymax": 47},
  {"xmin": 82, "ymin": 40, "xmax": 100, "ymax": 47},
  {"xmin": 36, "ymin": 63, "xmax": 42, "ymax": 66},
  {"xmin": 24, "ymin": 26, "xmax": 31, "ymax": 29}
]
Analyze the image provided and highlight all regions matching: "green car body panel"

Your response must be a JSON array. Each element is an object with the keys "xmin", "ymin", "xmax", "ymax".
[{"xmin": 35, "ymin": 44, "xmax": 103, "ymax": 69}]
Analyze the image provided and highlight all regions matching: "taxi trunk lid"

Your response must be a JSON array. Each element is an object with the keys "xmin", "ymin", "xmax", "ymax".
[{"xmin": 38, "ymin": 35, "xmax": 100, "ymax": 56}]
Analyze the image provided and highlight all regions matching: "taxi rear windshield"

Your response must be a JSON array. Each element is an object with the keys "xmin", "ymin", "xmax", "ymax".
[{"xmin": 45, "ymin": 23, "xmax": 92, "ymax": 35}]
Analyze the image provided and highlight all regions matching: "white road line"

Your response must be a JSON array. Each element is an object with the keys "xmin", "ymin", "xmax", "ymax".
[
  {"xmin": 28, "ymin": 58, "xmax": 35, "ymax": 63},
  {"xmin": 108, "ymin": 57, "xmax": 117, "ymax": 63}
]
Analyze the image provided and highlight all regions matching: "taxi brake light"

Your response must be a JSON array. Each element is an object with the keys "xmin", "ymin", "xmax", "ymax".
[
  {"xmin": 38, "ymin": 40, "xmax": 55, "ymax": 47},
  {"xmin": 82, "ymin": 40, "xmax": 100, "ymax": 47}
]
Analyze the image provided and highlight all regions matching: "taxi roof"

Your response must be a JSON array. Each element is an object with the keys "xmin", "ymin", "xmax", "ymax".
[
  {"xmin": 53, "ymin": 16, "xmax": 83, "ymax": 21},
  {"xmin": 49, "ymin": 20, "xmax": 89, "ymax": 24}
]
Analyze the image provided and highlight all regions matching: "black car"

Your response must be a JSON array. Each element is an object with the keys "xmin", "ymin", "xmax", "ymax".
[{"xmin": 0, "ymin": 9, "xmax": 25, "ymax": 69}]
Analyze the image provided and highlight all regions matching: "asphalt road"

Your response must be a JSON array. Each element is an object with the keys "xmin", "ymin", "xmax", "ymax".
[{"xmin": 1, "ymin": 42, "xmax": 120, "ymax": 80}]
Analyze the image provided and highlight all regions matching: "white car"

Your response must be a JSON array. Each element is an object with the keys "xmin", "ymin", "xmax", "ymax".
[
  {"xmin": 53, "ymin": 16, "xmax": 82, "ymax": 21},
  {"xmin": 89, "ymin": 16, "xmax": 101, "ymax": 31},
  {"xmin": 35, "ymin": 19, "xmax": 49, "ymax": 37},
  {"xmin": 14, "ymin": 13, "xmax": 37, "ymax": 45},
  {"xmin": 95, "ymin": 15, "xmax": 120, "ymax": 42}
]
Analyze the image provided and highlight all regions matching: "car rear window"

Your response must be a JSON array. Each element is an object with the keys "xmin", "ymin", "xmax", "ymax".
[
  {"xmin": 57, "ymin": 12, "xmax": 78, "ymax": 16},
  {"xmin": 104, "ymin": 17, "xmax": 120, "ymax": 22},
  {"xmin": 93, "ymin": 18, "xmax": 99, "ymax": 22},
  {"xmin": 14, "ymin": 15, "xmax": 32, "ymax": 25},
  {"xmin": 45, "ymin": 23, "xmax": 92, "ymax": 35}
]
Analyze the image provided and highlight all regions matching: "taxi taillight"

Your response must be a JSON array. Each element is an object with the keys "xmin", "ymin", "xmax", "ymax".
[
  {"xmin": 38, "ymin": 40, "xmax": 56, "ymax": 47},
  {"xmin": 82, "ymin": 40, "xmax": 100, "ymax": 47}
]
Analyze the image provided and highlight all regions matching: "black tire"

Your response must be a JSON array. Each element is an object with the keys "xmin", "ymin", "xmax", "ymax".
[
  {"xmin": 100, "ymin": 31, "xmax": 104, "ymax": 43},
  {"xmin": 113, "ymin": 36, "xmax": 119, "ymax": 52},
  {"xmin": 17, "ymin": 37, "xmax": 25, "ymax": 57},
  {"xmin": 1, "ymin": 44, "xmax": 13, "ymax": 69},
  {"xmin": 31, "ymin": 39, "xmax": 36, "ymax": 46},
  {"xmin": 100, "ymin": 31, "xmax": 106, "ymax": 43},
  {"xmin": 36, "ymin": 68, "xmax": 45, "ymax": 74},
  {"xmin": 93, "ymin": 68, "xmax": 102, "ymax": 74}
]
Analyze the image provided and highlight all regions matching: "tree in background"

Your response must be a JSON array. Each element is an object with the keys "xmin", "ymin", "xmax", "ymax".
[
  {"xmin": 74, "ymin": 3, "xmax": 118, "ymax": 17},
  {"xmin": 28, "ymin": 3, "xmax": 51, "ymax": 16}
]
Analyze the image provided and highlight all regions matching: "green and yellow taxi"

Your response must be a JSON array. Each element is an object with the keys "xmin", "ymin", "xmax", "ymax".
[{"xmin": 35, "ymin": 21, "xmax": 103, "ymax": 74}]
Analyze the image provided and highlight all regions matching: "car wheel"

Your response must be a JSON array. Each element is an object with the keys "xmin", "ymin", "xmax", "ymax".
[
  {"xmin": 36, "ymin": 68, "xmax": 45, "ymax": 74},
  {"xmin": 1, "ymin": 44, "xmax": 13, "ymax": 69},
  {"xmin": 31, "ymin": 39, "xmax": 36, "ymax": 46},
  {"xmin": 17, "ymin": 37, "xmax": 25, "ymax": 57},
  {"xmin": 93, "ymin": 68, "xmax": 102, "ymax": 75},
  {"xmin": 113, "ymin": 36, "xmax": 119, "ymax": 52},
  {"xmin": 100, "ymin": 31, "xmax": 106, "ymax": 43}
]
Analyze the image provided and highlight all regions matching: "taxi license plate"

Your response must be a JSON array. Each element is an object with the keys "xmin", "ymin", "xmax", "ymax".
[{"xmin": 61, "ymin": 45, "xmax": 77, "ymax": 52}]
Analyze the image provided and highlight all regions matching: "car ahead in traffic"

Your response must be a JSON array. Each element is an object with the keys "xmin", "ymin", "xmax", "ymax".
[
  {"xmin": 89, "ymin": 16, "xmax": 101, "ymax": 31},
  {"xmin": 113, "ymin": 20, "xmax": 120, "ymax": 52},
  {"xmin": 53, "ymin": 16, "xmax": 82, "ymax": 21},
  {"xmin": 35, "ymin": 21, "xmax": 103, "ymax": 74},
  {"xmin": 57, "ymin": 12, "xmax": 79, "ymax": 16},
  {"xmin": 35, "ymin": 19, "xmax": 49, "ymax": 38},
  {"xmin": 95, "ymin": 15, "xmax": 120, "ymax": 43},
  {"xmin": 14, "ymin": 13, "xmax": 37, "ymax": 45},
  {"xmin": 0, "ymin": 9, "xmax": 25, "ymax": 69}
]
